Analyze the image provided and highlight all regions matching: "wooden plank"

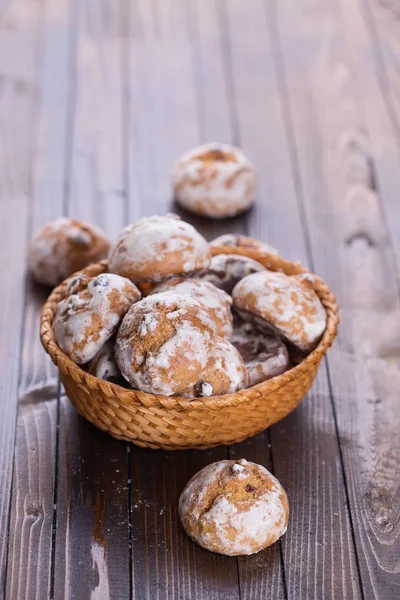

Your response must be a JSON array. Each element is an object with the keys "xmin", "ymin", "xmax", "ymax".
[
  {"xmin": 6, "ymin": 395, "xmax": 58, "ymax": 600},
  {"xmin": 54, "ymin": 397, "xmax": 130, "ymax": 600},
  {"xmin": 67, "ymin": 0, "xmax": 125, "ymax": 240},
  {"xmin": 224, "ymin": 1, "xmax": 362, "ymax": 598},
  {"xmin": 357, "ymin": 0, "xmax": 400, "ymax": 276},
  {"xmin": 6, "ymin": 282, "xmax": 59, "ymax": 600},
  {"xmin": 0, "ymin": 201, "xmax": 30, "ymax": 596},
  {"xmin": 272, "ymin": 0, "xmax": 400, "ymax": 595},
  {"xmin": 0, "ymin": 0, "xmax": 41, "ymax": 592},
  {"xmin": 5, "ymin": 0, "xmax": 74, "ymax": 596},
  {"xmin": 52, "ymin": 1, "xmax": 131, "ymax": 598},
  {"xmin": 127, "ymin": 2, "xmax": 241, "ymax": 597}
]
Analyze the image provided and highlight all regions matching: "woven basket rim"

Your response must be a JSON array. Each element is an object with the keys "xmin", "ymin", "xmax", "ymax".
[{"xmin": 40, "ymin": 246, "xmax": 339, "ymax": 411}]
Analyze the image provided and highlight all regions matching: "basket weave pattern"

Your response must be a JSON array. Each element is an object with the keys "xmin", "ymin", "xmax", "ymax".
[{"xmin": 40, "ymin": 246, "xmax": 339, "ymax": 450}]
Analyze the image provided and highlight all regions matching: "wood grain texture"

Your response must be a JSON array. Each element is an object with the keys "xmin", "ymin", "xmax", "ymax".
[
  {"xmin": 52, "ymin": 1, "xmax": 131, "ymax": 598},
  {"xmin": 357, "ymin": 0, "xmax": 400, "ymax": 277},
  {"xmin": 272, "ymin": 0, "xmax": 400, "ymax": 595},
  {"xmin": 0, "ymin": 0, "xmax": 41, "ymax": 592},
  {"xmin": 6, "ymin": 396, "xmax": 57, "ymax": 600},
  {"xmin": 224, "ymin": 1, "xmax": 362, "ymax": 598},
  {"xmin": 5, "ymin": 0, "xmax": 75, "ymax": 596},
  {"xmin": 54, "ymin": 397, "xmax": 130, "ymax": 600},
  {"xmin": 67, "ymin": 0, "xmax": 125, "ymax": 239}
]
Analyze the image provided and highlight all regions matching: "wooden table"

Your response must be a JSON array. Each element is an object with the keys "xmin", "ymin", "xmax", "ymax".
[{"xmin": 1, "ymin": 0, "xmax": 400, "ymax": 598}]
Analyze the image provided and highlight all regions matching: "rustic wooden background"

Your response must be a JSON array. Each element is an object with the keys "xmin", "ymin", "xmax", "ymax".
[{"xmin": 1, "ymin": 0, "xmax": 400, "ymax": 598}]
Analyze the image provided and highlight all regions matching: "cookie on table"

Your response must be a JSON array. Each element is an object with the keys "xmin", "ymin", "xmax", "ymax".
[
  {"xmin": 173, "ymin": 142, "xmax": 257, "ymax": 218},
  {"xmin": 179, "ymin": 459, "xmax": 289, "ymax": 555},
  {"xmin": 209, "ymin": 233, "xmax": 278, "ymax": 256},
  {"xmin": 115, "ymin": 291, "xmax": 217, "ymax": 396},
  {"xmin": 231, "ymin": 320, "xmax": 289, "ymax": 386},
  {"xmin": 232, "ymin": 271, "xmax": 327, "ymax": 353},
  {"xmin": 108, "ymin": 214, "xmax": 210, "ymax": 284},
  {"xmin": 178, "ymin": 337, "xmax": 248, "ymax": 398},
  {"xmin": 28, "ymin": 218, "xmax": 110, "ymax": 287},
  {"xmin": 54, "ymin": 273, "xmax": 141, "ymax": 364},
  {"xmin": 194, "ymin": 254, "xmax": 265, "ymax": 295},
  {"xmin": 152, "ymin": 278, "xmax": 233, "ymax": 339}
]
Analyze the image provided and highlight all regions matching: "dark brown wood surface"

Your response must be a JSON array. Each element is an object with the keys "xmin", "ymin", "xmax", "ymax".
[{"xmin": 1, "ymin": 0, "xmax": 400, "ymax": 599}]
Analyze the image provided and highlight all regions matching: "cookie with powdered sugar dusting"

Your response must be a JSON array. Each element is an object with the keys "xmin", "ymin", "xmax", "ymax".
[
  {"xmin": 86, "ymin": 337, "xmax": 125, "ymax": 385},
  {"xmin": 28, "ymin": 218, "xmax": 110, "ymax": 287},
  {"xmin": 173, "ymin": 143, "xmax": 257, "ymax": 218},
  {"xmin": 152, "ymin": 278, "xmax": 233, "ymax": 339},
  {"xmin": 109, "ymin": 214, "xmax": 210, "ymax": 283},
  {"xmin": 179, "ymin": 459, "xmax": 289, "ymax": 555},
  {"xmin": 232, "ymin": 271, "xmax": 326, "ymax": 353},
  {"xmin": 115, "ymin": 291, "xmax": 217, "ymax": 396},
  {"xmin": 54, "ymin": 273, "xmax": 141, "ymax": 364},
  {"xmin": 209, "ymin": 233, "xmax": 278, "ymax": 256},
  {"xmin": 178, "ymin": 337, "xmax": 248, "ymax": 398},
  {"xmin": 194, "ymin": 254, "xmax": 266, "ymax": 294},
  {"xmin": 231, "ymin": 320, "xmax": 289, "ymax": 386}
]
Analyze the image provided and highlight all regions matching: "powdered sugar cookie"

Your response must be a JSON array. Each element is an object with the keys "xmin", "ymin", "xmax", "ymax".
[
  {"xmin": 209, "ymin": 233, "xmax": 278, "ymax": 256},
  {"xmin": 173, "ymin": 143, "xmax": 257, "ymax": 218},
  {"xmin": 54, "ymin": 273, "xmax": 141, "ymax": 364},
  {"xmin": 87, "ymin": 337, "xmax": 124, "ymax": 384},
  {"xmin": 179, "ymin": 459, "xmax": 289, "ymax": 555},
  {"xmin": 152, "ymin": 278, "xmax": 233, "ymax": 339},
  {"xmin": 28, "ymin": 218, "xmax": 110, "ymax": 286},
  {"xmin": 179, "ymin": 337, "xmax": 248, "ymax": 398},
  {"xmin": 232, "ymin": 271, "xmax": 326, "ymax": 352},
  {"xmin": 115, "ymin": 291, "xmax": 217, "ymax": 395},
  {"xmin": 231, "ymin": 321, "xmax": 289, "ymax": 386},
  {"xmin": 109, "ymin": 214, "xmax": 210, "ymax": 283},
  {"xmin": 195, "ymin": 254, "xmax": 265, "ymax": 294}
]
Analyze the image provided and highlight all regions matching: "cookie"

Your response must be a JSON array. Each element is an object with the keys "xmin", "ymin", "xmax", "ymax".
[
  {"xmin": 231, "ymin": 321, "xmax": 289, "ymax": 386},
  {"xmin": 115, "ymin": 291, "xmax": 217, "ymax": 395},
  {"xmin": 179, "ymin": 459, "xmax": 289, "ymax": 555},
  {"xmin": 152, "ymin": 278, "xmax": 233, "ymax": 339},
  {"xmin": 28, "ymin": 218, "xmax": 110, "ymax": 286},
  {"xmin": 108, "ymin": 214, "xmax": 211, "ymax": 283},
  {"xmin": 209, "ymin": 233, "xmax": 278, "ymax": 256},
  {"xmin": 232, "ymin": 271, "xmax": 327, "ymax": 352},
  {"xmin": 173, "ymin": 143, "xmax": 257, "ymax": 218},
  {"xmin": 87, "ymin": 337, "xmax": 124, "ymax": 385},
  {"xmin": 195, "ymin": 254, "xmax": 265, "ymax": 294},
  {"xmin": 54, "ymin": 273, "xmax": 141, "ymax": 364},
  {"xmin": 178, "ymin": 337, "xmax": 248, "ymax": 398}
]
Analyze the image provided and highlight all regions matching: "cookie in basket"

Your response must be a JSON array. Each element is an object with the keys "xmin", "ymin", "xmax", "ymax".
[
  {"xmin": 179, "ymin": 459, "xmax": 289, "ymax": 555},
  {"xmin": 54, "ymin": 273, "xmax": 141, "ymax": 364},
  {"xmin": 178, "ymin": 337, "xmax": 248, "ymax": 398},
  {"xmin": 194, "ymin": 253, "xmax": 266, "ymax": 294},
  {"xmin": 231, "ymin": 320, "xmax": 289, "ymax": 386},
  {"xmin": 108, "ymin": 214, "xmax": 211, "ymax": 284},
  {"xmin": 28, "ymin": 217, "xmax": 110, "ymax": 287},
  {"xmin": 233, "ymin": 271, "xmax": 327, "ymax": 352},
  {"xmin": 152, "ymin": 278, "xmax": 233, "ymax": 339},
  {"xmin": 115, "ymin": 291, "xmax": 217, "ymax": 396},
  {"xmin": 87, "ymin": 337, "xmax": 125, "ymax": 385},
  {"xmin": 209, "ymin": 233, "xmax": 278, "ymax": 255},
  {"xmin": 172, "ymin": 142, "xmax": 257, "ymax": 218}
]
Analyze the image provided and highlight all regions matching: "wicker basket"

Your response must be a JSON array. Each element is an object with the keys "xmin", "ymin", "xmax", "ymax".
[{"xmin": 40, "ymin": 246, "xmax": 339, "ymax": 450}]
